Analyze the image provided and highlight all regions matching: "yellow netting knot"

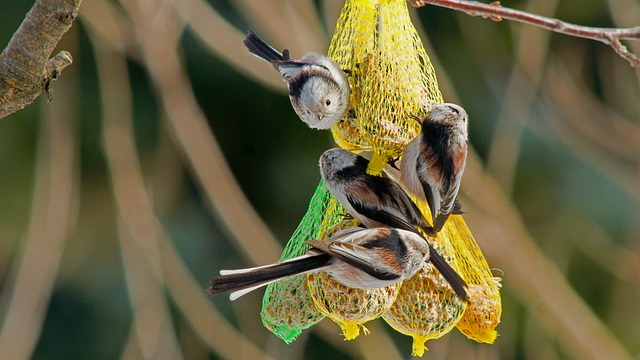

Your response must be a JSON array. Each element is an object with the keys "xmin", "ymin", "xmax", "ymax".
[
  {"xmin": 341, "ymin": 321, "xmax": 370, "ymax": 340},
  {"xmin": 365, "ymin": 150, "xmax": 390, "ymax": 175},
  {"xmin": 411, "ymin": 335, "xmax": 429, "ymax": 357}
]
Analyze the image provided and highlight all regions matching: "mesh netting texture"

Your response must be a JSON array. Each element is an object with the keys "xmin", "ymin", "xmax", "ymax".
[{"xmin": 260, "ymin": 0, "xmax": 501, "ymax": 355}]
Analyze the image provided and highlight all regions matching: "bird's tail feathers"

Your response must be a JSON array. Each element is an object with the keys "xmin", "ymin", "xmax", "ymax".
[
  {"xmin": 244, "ymin": 29, "xmax": 285, "ymax": 62},
  {"xmin": 227, "ymin": 279, "xmax": 277, "ymax": 301},
  {"xmin": 428, "ymin": 246, "xmax": 468, "ymax": 301},
  {"xmin": 218, "ymin": 254, "xmax": 315, "ymax": 276},
  {"xmin": 208, "ymin": 253, "xmax": 331, "ymax": 300},
  {"xmin": 452, "ymin": 200, "xmax": 464, "ymax": 214},
  {"xmin": 419, "ymin": 225, "xmax": 436, "ymax": 237},
  {"xmin": 431, "ymin": 200, "xmax": 464, "ymax": 233},
  {"xmin": 432, "ymin": 215, "xmax": 449, "ymax": 234}
]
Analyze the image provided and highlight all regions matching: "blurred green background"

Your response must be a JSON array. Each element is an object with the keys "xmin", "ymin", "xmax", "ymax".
[{"xmin": 0, "ymin": 0, "xmax": 639, "ymax": 359}]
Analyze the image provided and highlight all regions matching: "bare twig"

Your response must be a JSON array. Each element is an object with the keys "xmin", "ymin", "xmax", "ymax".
[
  {"xmin": 410, "ymin": 0, "xmax": 640, "ymax": 68},
  {"xmin": 0, "ymin": 0, "xmax": 81, "ymax": 119}
]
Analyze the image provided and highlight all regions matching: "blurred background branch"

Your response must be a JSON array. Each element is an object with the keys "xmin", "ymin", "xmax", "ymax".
[
  {"xmin": 0, "ymin": 0, "xmax": 638, "ymax": 359},
  {"xmin": 0, "ymin": 37, "xmax": 78, "ymax": 358}
]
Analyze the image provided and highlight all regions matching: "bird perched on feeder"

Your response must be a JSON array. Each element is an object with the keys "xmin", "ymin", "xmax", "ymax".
[
  {"xmin": 243, "ymin": 29, "xmax": 350, "ymax": 130},
  {"xmin": 319, "ymin": 148, "xmax": 467, "ymax": 300},
  {"xmin": 208, "ymin": 227, "xmax": 429, "ymax": 300},
  {"xmin": 401, "ymin": 103, "xmax": 468, "ymax": 234}
]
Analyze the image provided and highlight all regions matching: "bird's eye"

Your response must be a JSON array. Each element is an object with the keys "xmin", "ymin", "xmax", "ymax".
[
  {"xmin": 448, "ymin": 106, "xmax": 460, "ymax": 115},
  {"xmin": 325, "ymin": 99, "xmax": 332, "ymax": 106}
]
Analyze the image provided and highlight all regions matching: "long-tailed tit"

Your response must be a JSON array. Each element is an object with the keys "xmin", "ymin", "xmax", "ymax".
[
  {"xmin": 208, "ymin": 227, "xmax": 429, "ymax": 300},
  {"xmin": 401, "ymin": 103, "xmax": 468, "ymax": 234},
  {"xmin": 243, "ymin": 29, "xmax": 350, "ymax": 130},
  {"xmin": 319, "ymin": 148, "xmax": 468, "ymax": 300}
]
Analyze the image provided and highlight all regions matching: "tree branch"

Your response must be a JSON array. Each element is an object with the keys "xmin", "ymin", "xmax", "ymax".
[
  {"xmin": 410, "ymin": 0, "xmax": 640, "ymax": 68},
  {"xmin": 0, "ymin": 0, "xmax": 81, "ymax": 120}
]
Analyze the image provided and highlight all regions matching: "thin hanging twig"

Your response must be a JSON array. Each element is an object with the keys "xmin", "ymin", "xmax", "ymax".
[{"xmin": 410, "ymin": 0, "xmax": 640, "ymax": 68}]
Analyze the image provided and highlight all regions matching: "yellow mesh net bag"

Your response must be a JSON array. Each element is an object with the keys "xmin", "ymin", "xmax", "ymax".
[
  {"xmin": 382, "ymin": 261, "xmax": 464, "ymax": 356},
  {"xmin": 329, "ymin": 0, "xmax": 442, "ymax": 173},
  {"xmin": 308, "ymin": 272, "xmax": 399, "ymax": 340},
  {"xmin": 260, "ymin": 0, "xmax": 501, "ymax": 354}
]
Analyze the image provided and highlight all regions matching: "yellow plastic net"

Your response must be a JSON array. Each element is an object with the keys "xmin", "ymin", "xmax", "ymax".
[
  {"xmin": 382, "ymin": 261, "xmax": 464, "ymax": 356},
  {"xmin": 260, "ymin": 0, "xmax": 501, "ymax": 355},
  {"xmin": 329, "ymin": 0, "xmax": 442, "ymax": 173},
  {"xmin": 308, "ymin": 272, "xmax": 399, "ymax": 340}
]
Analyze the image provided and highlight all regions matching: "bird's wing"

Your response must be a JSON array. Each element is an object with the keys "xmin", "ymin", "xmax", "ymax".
[
  {"xmin": 324, "ymin": 226, "xmax": 366, "ymax": 241},
  {"xmin": 427, "ymin": 245, "xmax": 468, "ymax": 301},
  {"xmin": 417, "ymin": 156, "xmax": 440, "ymax": 225},
  {"xmin": 272, "ymin": 61, "xmax": 330, "ymax": 81},
  {"xmin": 388, "ymin": 177, "xmax": 431, "ymax": 229},
  {"xmin": 433, "ymin": 176, "xmax": 462, "ymax": 232},
  {"xmin": 452, "ymin": 199, "xmax": 464, "ymax": 214},
  {"xmin": 243, "ymin": 29, "xmax": 285, "ymax": 62},
  {"xmin": 346, "ymin": 194, "xmax": 418, "ymax": 233},
  {"xmin": 434, "ymin": 143, "xmax": 467, "ymax": 232},
  {"xmin": 307, "ymin": 240, "xmax": 400, "ymax": 281},
  {"xmin": 304, "ymin": 227, "xmax": 374, "ymax": 255}
]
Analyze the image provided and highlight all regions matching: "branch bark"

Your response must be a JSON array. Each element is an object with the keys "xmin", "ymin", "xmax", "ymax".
[
  {"xmin": 0, "ymin": 0, "xmax": 81, "ymax": 119},
  {"xmin": 410, "ymin": 0, "xmax": 640, "ymax": 68}
]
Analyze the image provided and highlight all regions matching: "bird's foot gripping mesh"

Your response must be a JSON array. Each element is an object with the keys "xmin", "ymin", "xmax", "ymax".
[{"xmin": 260, "ymin": 0, "xmax": 501, "ymax": 355}]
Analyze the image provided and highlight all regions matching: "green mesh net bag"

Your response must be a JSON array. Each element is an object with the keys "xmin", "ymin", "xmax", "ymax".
[{"xmin": 260, "ymin": 0, "xmax": 501, "ymax": 354}]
